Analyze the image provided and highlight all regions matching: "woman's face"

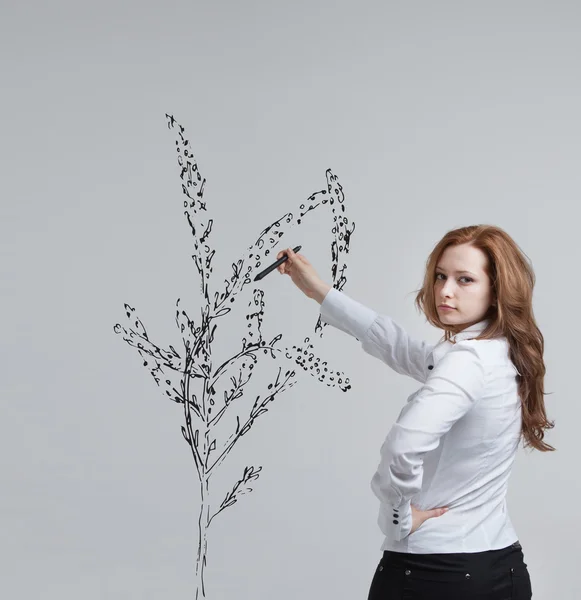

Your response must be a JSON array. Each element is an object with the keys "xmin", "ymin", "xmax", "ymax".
[{"xmin": 434, "ymin": 243, "xmax": 495, "ymax": 328}]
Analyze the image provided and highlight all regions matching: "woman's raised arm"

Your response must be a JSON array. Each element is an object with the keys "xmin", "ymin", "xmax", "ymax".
[{"xmin": 277, "ymin": 247, "xmax": 433, "ymax": 382}]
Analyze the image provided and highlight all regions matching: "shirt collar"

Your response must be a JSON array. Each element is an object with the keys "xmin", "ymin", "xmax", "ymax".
[
  {"xmin": 451, "ymin": 318, "xmax": 490, "ymax": 343},
  {"xmin": 430, "ymin": 318, "xmax": 491, "ymax": 369}
]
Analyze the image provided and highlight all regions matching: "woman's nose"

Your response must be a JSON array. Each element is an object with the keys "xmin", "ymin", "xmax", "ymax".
[{"xmin": 441, "ymin": 281, "xmax": 456, "ymax": 296}]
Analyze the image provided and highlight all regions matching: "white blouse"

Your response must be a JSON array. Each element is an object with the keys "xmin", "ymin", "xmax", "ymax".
[{"xmin": 320, "ymin": 287, "xmax": 521, "ymax": 554}]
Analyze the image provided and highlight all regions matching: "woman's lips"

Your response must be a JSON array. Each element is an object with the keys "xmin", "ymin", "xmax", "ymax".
[{"xmin": 438, "ymin": 305, "xmax": 455, "ymax": 310}]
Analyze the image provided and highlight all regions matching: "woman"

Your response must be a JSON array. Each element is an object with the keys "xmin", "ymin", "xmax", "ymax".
[{"xmin": 276, "ymin": 225, "xmax": 554, "ymax": 600}]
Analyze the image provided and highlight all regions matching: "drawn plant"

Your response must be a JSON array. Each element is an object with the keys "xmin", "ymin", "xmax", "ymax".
[{"xmin": 113, "ymin": 114, "xmax": 355, "ymax": 598}]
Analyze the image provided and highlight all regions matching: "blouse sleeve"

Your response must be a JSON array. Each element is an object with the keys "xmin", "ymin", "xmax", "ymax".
[{"xmin": 319, "ymin": 287, "xmax": 434, "ymax": 383}]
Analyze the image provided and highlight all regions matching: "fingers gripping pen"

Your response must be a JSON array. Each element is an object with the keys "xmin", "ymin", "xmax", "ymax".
[{"xmin": 253, "ymin": 246, "xmax": 302, "ymax": 281}]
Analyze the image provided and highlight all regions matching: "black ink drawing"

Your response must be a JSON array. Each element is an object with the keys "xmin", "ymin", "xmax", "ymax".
[{"xmin": 113, "ymin": 114, "xmax": 355, "ymax": 598}]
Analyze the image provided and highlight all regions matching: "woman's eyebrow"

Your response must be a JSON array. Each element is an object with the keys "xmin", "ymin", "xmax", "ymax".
[{"xmin": 436, "ymin": 266, "xmax": 477, "ymax": 276}]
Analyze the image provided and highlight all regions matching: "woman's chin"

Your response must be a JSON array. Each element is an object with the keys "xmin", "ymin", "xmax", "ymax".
[
  {"xmin": 438, "ymin": 309, "xmax": 455, "ymax": 317},
  {"xmin": 438, "ymin": 311, "xmax": 459, "ymax": 323}
]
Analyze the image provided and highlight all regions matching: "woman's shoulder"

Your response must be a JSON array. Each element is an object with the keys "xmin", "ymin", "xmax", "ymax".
[{"xmin": 458, "ymin": 337, "xmax": 516, "ymax": 373}]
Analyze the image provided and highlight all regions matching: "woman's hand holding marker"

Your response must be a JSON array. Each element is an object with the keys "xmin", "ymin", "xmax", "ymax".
[{"xmin": 276, "ymin": 247, "xmax": 331, "ymax": 305}]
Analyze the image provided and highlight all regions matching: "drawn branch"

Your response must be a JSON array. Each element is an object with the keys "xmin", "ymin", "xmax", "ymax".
[
  {"xmin": 206, "ymin": 366, "xmax": 296, "ymax": 475},
  {"xmin": 208, "ymin": 465, "xmax": 262, "ymax": 527},
  {"xmin": 181, "ymin": 396, "xmax": 204, "ymax": 478},
  {"xmin": 283, "ymin": 336, "xmax": 351, "ymax": 390},
  {"xmin": 114, "ymin": 304, "xmax": 204, "ymax": 417},
  {"xmin": 167, "ymin": 113, "xmax": 213, "ymax": 307}
]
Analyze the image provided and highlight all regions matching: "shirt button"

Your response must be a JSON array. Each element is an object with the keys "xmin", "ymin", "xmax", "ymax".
[
  {"xmin": 465, "ymin": 573, "xmax": 471, "ymax": 579},
  {"xmin": 405, "ymin": 570, "xmax": 411, "ymax": 576},
  {"xmin": 393, "ymin": 520, "xmax": 399, "ymax": 524},
  {"xmin": 428, "ymin": 365, "xmax": 434, "ymax": 370}
]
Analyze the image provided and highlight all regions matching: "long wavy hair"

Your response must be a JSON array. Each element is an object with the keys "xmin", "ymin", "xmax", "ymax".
[{"xmin": 414, "ymin": 225, "xmax": 555, "ymax": 452}]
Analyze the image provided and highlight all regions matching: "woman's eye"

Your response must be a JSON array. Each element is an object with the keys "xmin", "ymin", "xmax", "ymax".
[{"xmin": 436, "ymin": 273, "xmax": 473, "ymax": 283}]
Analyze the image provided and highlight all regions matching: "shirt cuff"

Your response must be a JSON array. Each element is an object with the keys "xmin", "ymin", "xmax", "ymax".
[
  {"xmin": 378, "ymin": 497, "xmax": 413, "ymax": 542},
  {"xmin": 319, "ymin": 287, "xmax": 378, "ymax": 341}
]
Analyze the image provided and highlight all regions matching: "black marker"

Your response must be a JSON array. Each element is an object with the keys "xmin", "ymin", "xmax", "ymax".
[{"xmin": 253, "ymin": 246, "xmax": 302, "ymax": 281}]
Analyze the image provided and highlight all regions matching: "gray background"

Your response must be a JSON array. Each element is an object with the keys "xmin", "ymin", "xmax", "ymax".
[{"xmin": 2, "ymin": 1, "xmax": 577, "ymax": 598}]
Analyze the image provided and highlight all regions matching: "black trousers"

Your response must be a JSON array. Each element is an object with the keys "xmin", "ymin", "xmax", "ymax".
[{"xmin": 367, "ymin": 540, "xmax": 532, "ymax": 600}]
